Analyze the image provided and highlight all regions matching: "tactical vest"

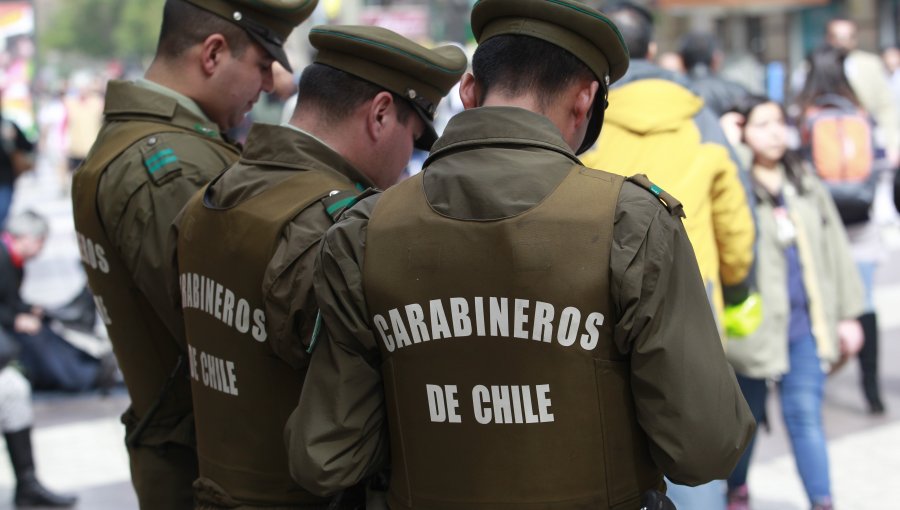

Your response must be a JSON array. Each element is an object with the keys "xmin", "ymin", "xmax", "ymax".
[
  {"xmin": 177, "ymin": 170, "xmax": 354, "ymax": 506},
  {"xmin": 364, "ymin": 166, "xmax": 663, "ymax": 510},
  {"xmin": 71, "ymin": 120, "xmax": 238, "ymax": 429}
]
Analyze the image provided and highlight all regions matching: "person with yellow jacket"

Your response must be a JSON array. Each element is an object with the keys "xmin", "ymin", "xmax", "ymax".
[
  {"xmin": 581, "ymin": 4, "xmax": 755, "ymax": 336},
  {"xmin": 579, "ymin": 4, "xmax": 755, "ymax": 510}
]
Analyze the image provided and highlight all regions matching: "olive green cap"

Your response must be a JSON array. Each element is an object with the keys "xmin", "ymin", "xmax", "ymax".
[
  {"xmin": 471, "ymin": 0, "xmax": 630, "ymax": 154},
  {"xmin": 309, "ymin": 25, "xmax": 468, "ymax": 150},
  {"xmin": 183, "ymin": 0, "xmax": 318, "ymax": 72},
  {"xmin": 471, "ymin": 0, "xmax": 629, "ymax": 85}
]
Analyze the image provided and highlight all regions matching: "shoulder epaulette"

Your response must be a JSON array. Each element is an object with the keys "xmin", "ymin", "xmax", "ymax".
[
  {"xmin": 627, "ymin": 174, "xmax": 686, "ymax": 219},
  {"xmin": 320, "ymin": 186, "xmax": 377, "ymax": 222},
  {"xmin": 140, "ymin": 135, "xmax": 181, "ymax": 185}
]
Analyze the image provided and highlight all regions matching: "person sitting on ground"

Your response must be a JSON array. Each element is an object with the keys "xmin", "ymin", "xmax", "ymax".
[{"xmin": 1, "ymin": 211, "xmax": 115, "ymax": 393}]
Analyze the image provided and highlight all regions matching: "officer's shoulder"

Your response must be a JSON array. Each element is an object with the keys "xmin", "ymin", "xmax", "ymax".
[
  {"xmin": 132, "ymin": 130, "xmax": 235, "ymax": 186},
  {"xmin": 621, "ymin": 174, "xmax": 686, "ymax": 219}
]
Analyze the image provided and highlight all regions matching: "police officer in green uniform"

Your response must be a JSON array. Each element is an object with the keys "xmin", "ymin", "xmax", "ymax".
[
  {"xmin": 173, "ymin": 26, "xmax": 466, "ymax": 509},
  {"xmin": 287, "ymin": 1, "xmax": 756, "ymax": 508},
  {"xmin": 71, "ymin": 1, "xmax": 317, "ymax": 508}
]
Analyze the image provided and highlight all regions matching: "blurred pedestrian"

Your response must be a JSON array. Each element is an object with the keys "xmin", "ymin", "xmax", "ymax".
[
  {"xmin": 679, "ymin": 31, "xmax": 750, "ymax": 117},
  {"xmin": 656, "ymin": 51, "xmax": 685, "ymax": 75},
  {"xmin": 175, "ymin": 25, "xmax": 464, "ymax": 508},
  {"xmin": 62, "ymin": 73, "xmax": 104, "ymax": 173},
  {"xmin": 826, "ymin": 18, "xmax": 899, "ymax": 169},
  {"xmin": 797, "ymin": 45, "xmax": 886, "ymax": 414},
  {"xmin": 288, "ymin": 1, "xmax": 754, "ymax": 508},
  {"xmin": 580, "ymin": 4, "xmax": 757, "ymax": 508},
  {"xmin": 0, "ymin": 89, "xmax": 34, "ymax": 228},
  {"xmin": 884, "ymin": 46, "xmax": 900, "ymax": 126},
  {"xmin": 70, "ymin": 0, "xmax": 317, "ymax": 508},
  {"xmin": 723, "ymin": 95, "xmax": 865, "ymax": 510},
  {"xmin": 1, "ymin": 211, "xmax": 112, "ymax": 393},
  {"xmin": 0, "ymin": 364, "xmax": 76, "ymax": 507}
]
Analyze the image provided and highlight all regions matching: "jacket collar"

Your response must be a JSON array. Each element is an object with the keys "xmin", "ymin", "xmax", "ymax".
[
  {"xmin": 240, "ymin": 123, "xmax": 374, "ymax": 188},
  {"xmin": 103, "ymin": 80, "xmax": 225, "ymax": 141},
  {"xmin": 426, "ymin": 107, "xmax": 581, "ymax": 166}
]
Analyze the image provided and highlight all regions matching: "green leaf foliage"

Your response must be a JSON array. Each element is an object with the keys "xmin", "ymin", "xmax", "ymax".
[{"xmin": 41, "ymin": 0, "xmax": 165, "ymax": 60}]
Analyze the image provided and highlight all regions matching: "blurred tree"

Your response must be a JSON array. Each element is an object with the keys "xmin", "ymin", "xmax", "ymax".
[{"xmin": 40, "ymin": 0, "xmax": 165, "ymax": 60}]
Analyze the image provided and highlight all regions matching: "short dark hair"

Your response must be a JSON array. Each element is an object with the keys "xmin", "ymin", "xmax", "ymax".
[
  {"xmin": 471, "ymin": 35, "xmax": 595, "ymax": 111},
  {"xmin": 156, "ymin": 0, "xmax": 252, "ymax": 60},
  {"xmin": 607, "ymin": 5, "xmax": 653, "ymax": 59},
  {"xmin": 679, "ymin": 32, "xmax": 718, "ymax": 71},
  {"xmin": 295, "ymin": 63, "xmax": 413, "ymax": 125}
]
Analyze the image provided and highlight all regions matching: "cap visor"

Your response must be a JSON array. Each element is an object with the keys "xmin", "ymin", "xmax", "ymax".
[
  {"xmin": 246, "ymin": 30, "xmax": 293, "ymax": 73},
  {"xmin": 412, "ymin": 105, "xmax": 438, "ymax": 151}
]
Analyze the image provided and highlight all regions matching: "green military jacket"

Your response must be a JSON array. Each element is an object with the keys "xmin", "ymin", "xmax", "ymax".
[
  {"xmin": 72, "ymin": 80, "xmax": 239, "ymax": 447},
  {"xmin": 286, "ymin": 107, "xmax": 755, "ymax": 505},
  {"xmin": 173, "ymin": 123, "xmax": 372, "ymax": 508}
]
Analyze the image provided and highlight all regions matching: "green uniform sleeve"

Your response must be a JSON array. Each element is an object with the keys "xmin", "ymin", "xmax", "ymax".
[
  {"xmin": 98, "ymin": 135, "xmax": 234, "ymax": 346},
  {"xmin": 262, "ymin": 205, "xmax": 335, "ymax": 370},
  {"xmin": 611, "ymin": 182, "xmax": 756, "ymax": 486},
  {"xmin": 284, "ymin": 195, "xmax": 387, "ymax": 497}
]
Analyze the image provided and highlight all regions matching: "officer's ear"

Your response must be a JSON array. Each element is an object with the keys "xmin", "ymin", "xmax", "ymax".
[
  {"xmin": 366, "ymin": 91, "xmax": 395, "ymax": 141},
  {"xmin": 573, "ymin": 79, "xmax": 600, "ymax": 129},
  {"xmin": 459, "ymin": 73, "xmax": 481, "ymax": 110},
  {"xmin": 200, "ymin": 34, "xmax": 229, "ymax": 76}
]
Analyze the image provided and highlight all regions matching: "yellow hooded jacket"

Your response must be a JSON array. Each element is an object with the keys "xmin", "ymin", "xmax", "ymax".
[{"xmin": 583, "ymin": 78, "xmax": 755, "ymax": 330}]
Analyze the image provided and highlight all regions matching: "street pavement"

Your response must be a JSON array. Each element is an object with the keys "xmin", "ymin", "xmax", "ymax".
[{"xmin": 1, "ymin": 161, "xmax": 899, "ymax": 509}]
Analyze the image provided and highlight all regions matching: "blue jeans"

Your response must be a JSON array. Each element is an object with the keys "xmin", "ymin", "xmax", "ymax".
[
  {"xmin": 729, "ymin": 334, "xmax": 831, "ymax": 505},
  {"xmin": 0, "ymin": 184, "xmax": 11, "ymax": 228}
]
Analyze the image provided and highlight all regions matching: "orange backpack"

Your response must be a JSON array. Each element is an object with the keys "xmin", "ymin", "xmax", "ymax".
[{"xmin": 803, "ymin": 95, "xmax": 876, "ymax": 224}]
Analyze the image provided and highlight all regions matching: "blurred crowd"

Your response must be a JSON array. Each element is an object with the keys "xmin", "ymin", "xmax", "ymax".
[{"xmin": 0, "ymin": 2, "xmax": 898, "ymax": 510}]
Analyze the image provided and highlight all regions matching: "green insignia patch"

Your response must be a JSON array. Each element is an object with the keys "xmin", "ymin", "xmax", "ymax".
[{"xmin": 141, "ymin": 142, "xmax": 183, "ymax": 185}]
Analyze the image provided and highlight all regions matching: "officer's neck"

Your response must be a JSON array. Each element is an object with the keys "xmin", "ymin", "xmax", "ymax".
[{"xmin": 480, "ymin": 92, "xmax": 581, "ymax": 151}]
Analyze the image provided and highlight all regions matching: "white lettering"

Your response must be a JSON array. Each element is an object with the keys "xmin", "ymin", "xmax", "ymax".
[
  {"xmin": 450, "ymin": 298, "xmax": 472, "ymax": 338},
  {"xmin": 406, "ymin": 304, "xmax": 430, "ymax": 344},
  {"xmin": 472, "ymin": 385, "xmax": 491, "ymax": 425},
  {"xmin": 374, "ymin": 314, "xmax": 395, "ymax": 352},
  {"xmin": 489, "ymin": 297, "xmax": 509, "ymax": 337},
  {"xmin": 389, "ymin": 309, "xmax": 411, "ymax": 348},
  {"xmin": 536, "ymin": 384, "xmax": 554, "ymax": 423},
  {"xmin": 251, "ymin": 309, "xmax": 267, "ymax": 342},
  {"xmin": 557, "ymin": 307, "xmax": 580, "ymax": 347},
  {"xmin": 429, "ymin": 299, "xmax": 452, "ymax": 340},
  {"xmin": 235, "ymin": 299, "xmax": 250, "ymax": 333},
  {"xmin": 532, "ymin": 301, "xmax": 554, "ymax": 342},
  {"xmin": 580, "ymin": 312, "xmax": 604, "ymax": 351}
]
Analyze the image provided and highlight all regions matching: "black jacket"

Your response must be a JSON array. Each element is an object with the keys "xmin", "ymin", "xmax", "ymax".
[{"xmin": 0, "ymin": 242, "xmax": 28, "ymax": 330}]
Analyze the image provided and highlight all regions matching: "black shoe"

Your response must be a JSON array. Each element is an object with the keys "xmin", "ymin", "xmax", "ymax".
[
  {"xmin": 14, "ymin": 476, "xmax": 77, "ymax": 507},
  {"xmin": 868, "ymin": 398, "xmax": 886, "ymax": 415}
]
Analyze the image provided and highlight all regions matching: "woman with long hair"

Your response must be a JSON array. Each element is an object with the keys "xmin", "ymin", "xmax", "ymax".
[{"xmin": 722, "ymin": 95, "xmax": 865, "ymax": 510}]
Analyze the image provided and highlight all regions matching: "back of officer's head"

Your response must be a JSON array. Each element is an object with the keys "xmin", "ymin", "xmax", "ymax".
[
  {"xmin": 155, "ymin": 0, "xmax": 251, "ymax": 61},
  {"xmin": 471, "ymin": 35, "xmax": 595, "ymax": 112},
  {"xmin": 293, "ymin": 63, "xmax": 414, "ymax": 127}
]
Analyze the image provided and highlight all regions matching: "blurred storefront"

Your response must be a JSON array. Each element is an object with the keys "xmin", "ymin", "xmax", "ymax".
[{"xmin": 650, "ymin": 0, "xmax": 900, "ymax": 101}]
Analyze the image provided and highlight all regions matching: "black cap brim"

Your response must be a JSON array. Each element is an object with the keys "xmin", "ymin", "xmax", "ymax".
[
  {"xmin": 412, "ymin": 105, "xmax": 438, "ymax": 151},
  {"xmin": 246, "ymin": 29, "xmax": 293, "ymax": 73},
  {"xmin": 577, "ymin": 94, "xmax": 606, "ymax": 155}
]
